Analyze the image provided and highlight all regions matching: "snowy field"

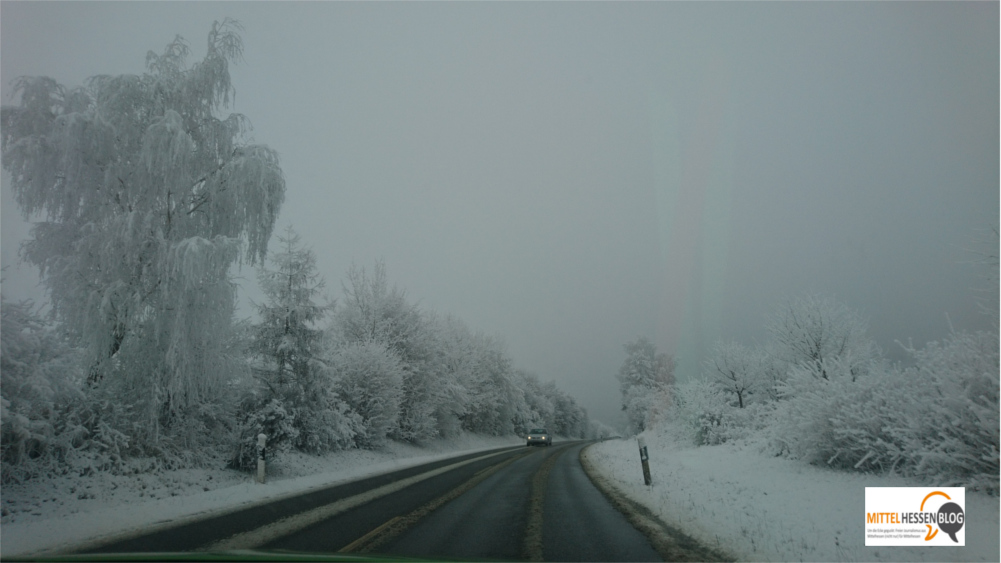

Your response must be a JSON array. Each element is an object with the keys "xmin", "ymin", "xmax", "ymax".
[
  {"xmin": 586, "ymin": 432, "xmax": 1000, "ymax": 562},
  {"xmin": 0, "ymin": 433, "xmax": 522, "ymax": 558}
]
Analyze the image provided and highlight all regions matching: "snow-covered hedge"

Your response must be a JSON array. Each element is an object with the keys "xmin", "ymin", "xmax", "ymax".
[
  {"xmin": 658, "ymin": 294, "xmax": 1000, "ymax": 495},
  {"xmin": 898, "ymin": 330, "xmax": 999, "ymax": 493}
]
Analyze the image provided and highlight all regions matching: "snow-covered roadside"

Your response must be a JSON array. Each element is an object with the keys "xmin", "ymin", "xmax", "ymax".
[
  {"xmin": 1, "ymin": 432, "xmax": 522, "ymax": 558},
  {"xmin": 587, "ymin": 432, "xmax": 1000, "ymax": 562}
]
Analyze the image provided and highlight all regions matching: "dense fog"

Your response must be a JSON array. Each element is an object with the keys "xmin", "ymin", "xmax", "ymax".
[{"xmin": 2, "ymin": 2, "xmax": 997, "ymax": 430}]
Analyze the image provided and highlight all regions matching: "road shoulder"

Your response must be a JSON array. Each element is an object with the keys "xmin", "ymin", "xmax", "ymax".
[{"xmin": 580, "ymin": 442, "xmax": 732, "ymax": 562}]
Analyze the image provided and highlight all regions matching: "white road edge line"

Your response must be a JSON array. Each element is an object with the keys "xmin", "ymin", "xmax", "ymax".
[{"xmin": 204, "ymin": 448, "xmax": 515, "ymax": 551}]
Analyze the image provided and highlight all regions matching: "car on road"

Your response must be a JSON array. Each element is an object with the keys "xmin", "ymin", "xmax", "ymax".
[{"xmin": 526, "ymin": 428, "xmax": 551, "ymax": 447}]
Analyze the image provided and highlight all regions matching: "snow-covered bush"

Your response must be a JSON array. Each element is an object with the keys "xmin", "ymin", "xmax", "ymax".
[
  {"xmin": 292, "ymin": 390, "xmax": 362, "ymax": 455},
  {"xmin": 232, "ymin": 397, "xmax": 298, "ymax": 470},
  {"xmin": 0, "ymin": 298, "xmax": 198, "ymax": 479},
  {"xmin": 1, "ymin": 298, "xmax": 83, "ymax": 483},
  {"xmin": 648, "ymin": 291, "xmax": 997, "ymax": 493},
  {"xmin": 669, "ymin": 377, "xmax": 739, "ymax": 446},
  {"xmin": 898, "ymin": 330, "xmax": 999, "ymax": 493},
  {"xmin": 765, "ymin": 329, "xmax": 999, "ymax": 493},
  {"xmin": 767, "ymin": 357, "xmax": 907, "ymax": 472}
]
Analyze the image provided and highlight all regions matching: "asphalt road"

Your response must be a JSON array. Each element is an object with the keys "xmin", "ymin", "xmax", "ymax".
[
  {"xmin": 379, "ymin": 441, "xmax": 661, "ymax": 561},
  {"xmin": 76, "ymin": 441, "xmax": 664, "ymax": 561}
]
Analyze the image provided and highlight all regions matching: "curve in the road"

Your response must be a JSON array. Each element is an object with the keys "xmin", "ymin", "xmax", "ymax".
[
  {"xmin": 543, "ymin": 442, "xmax": 663, "ymax": 562},
  {"xmin": 373, "ymin": 441, "xmax": 665, "ymax": 562}
]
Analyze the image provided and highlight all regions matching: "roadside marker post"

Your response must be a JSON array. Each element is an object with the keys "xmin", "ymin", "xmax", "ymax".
[
  {"xmin": 638, "ymin": 436, "xmax": 652, "ymax": 486},
  {"xmin": 257, "ymin": 433, "xmax": 267, "ymax": 484}
]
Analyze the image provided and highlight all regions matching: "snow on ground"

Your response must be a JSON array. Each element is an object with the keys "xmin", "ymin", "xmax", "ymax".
[
  {"xmin": 0, "ymin": 432, "xmax": 522, "ymax": 558},
  {"xmin": 587, "ymin": 431, "xmax": 1000, "ymax": 562}
]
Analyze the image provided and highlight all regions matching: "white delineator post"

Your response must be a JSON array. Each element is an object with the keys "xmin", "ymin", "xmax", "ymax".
[
  {"xmin": 257, "ymin": 433, "xmax": 267, "ymax": 484},
  {"xmin": 638, "ymin": 436, "xmax": 652, "ymax": 486}
]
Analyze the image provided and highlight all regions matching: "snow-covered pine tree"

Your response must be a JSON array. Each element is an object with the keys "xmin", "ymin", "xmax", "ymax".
[
  {"xmin": 253, "ymin": 227, "xmax": 329, "ymax": 397},
  {"xmin": 246, "ymin": 226, "xmax": 357, "ymax": 457},
  {"xmin": 1, "ymin": 20, "xmax": 285, "ymax": 458}
]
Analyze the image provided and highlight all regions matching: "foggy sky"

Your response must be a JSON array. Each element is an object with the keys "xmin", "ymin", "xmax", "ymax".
[{"xmin": 2, "ymin": 1, "xmax": 998, "ymax": 428}]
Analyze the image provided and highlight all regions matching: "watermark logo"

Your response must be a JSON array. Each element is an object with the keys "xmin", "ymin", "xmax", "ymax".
[{"xmin": 865, "ymin": 487, "xmax": 965, "ymax": 546}]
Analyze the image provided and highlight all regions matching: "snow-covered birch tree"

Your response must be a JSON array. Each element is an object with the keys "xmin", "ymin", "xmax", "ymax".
[{"xmin": 1, "ymin": 20, "xmax": 285, "ymax": 454}]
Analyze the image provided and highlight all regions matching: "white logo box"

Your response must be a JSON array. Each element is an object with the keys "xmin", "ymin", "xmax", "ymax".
[{"xmin": 864, "ymin": 487, "xmax": 965, "ymax": 546}]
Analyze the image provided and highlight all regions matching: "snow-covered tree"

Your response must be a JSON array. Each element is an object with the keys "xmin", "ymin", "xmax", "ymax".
[
  {"xmin": 1, "ymin": 20, "xmax": 285, "ymax": 454},
  {"xmin": 547, "ymin": 384, "xmax": 589, "ymax": 438},
  {"xmin": 325, "ymin": 260, "xmax": 594, "ymax": 444},
  {"xmin": 459, "ymin": 333, "xmax": 522, "ymax": 436},
  {"xmin": 425, "ymin": 314, "xmax": 477, "ymax": 438},
  {"xmin": 670, "ymin": 376, "xmax": 734, "ymax": 446},
  {"xmin": 1, "ymin": 297, "xmax": 83, "ymax": 482},
  {"xmin": 243, "ymin": 226, "xmax": 358, "ymax": 456},
  {"xmin": 252, "ymin": 227, "xmax": 329, "ymax": 397},
  {"xmin": 333, "ymin": 262, "xmax": 441, "ymax": 442},
  {"xmin": 766, "ymin": 294, "xmax": 880, "ymax": 383},
  {"xmin": 705, "ymin": 341, "xmax": 761, "ymax": 408},
  {"xmin": 513, "ymin": 370, "xmax": 555, "ymax": 435},
  {"xmin": 617, "ymin": 337, "xmax": 675, "ymax": 434},
  {"xmin": 332, "ymin": 340, "xmax": 404, "ymax": 448}
]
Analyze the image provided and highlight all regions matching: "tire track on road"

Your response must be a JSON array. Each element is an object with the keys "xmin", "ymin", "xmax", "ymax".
[{"xmin": 522, "ymin": 444, "xmax": 568, "ymax": 561}]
